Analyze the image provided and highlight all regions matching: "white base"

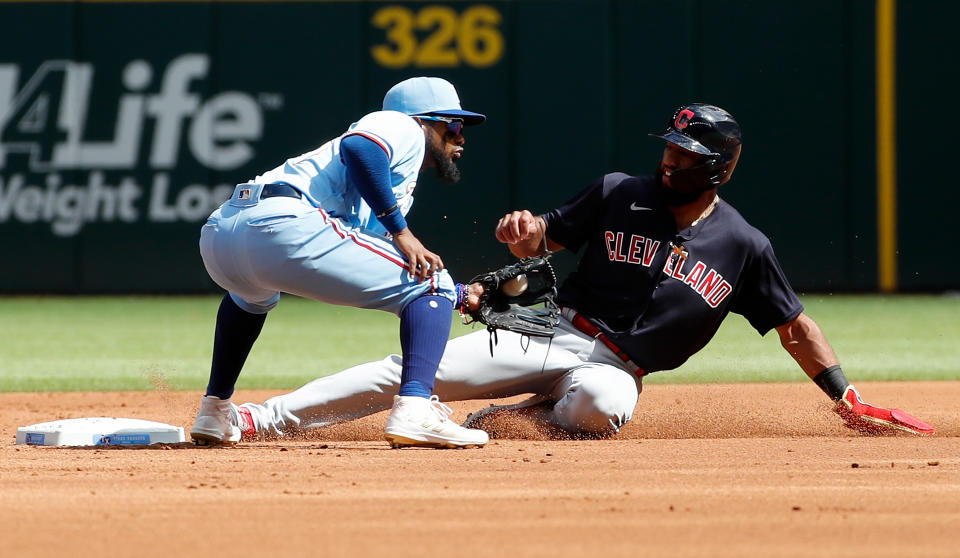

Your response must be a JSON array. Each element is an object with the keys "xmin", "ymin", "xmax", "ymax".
[{"xmin": 16, "ymin": 417, "xmax": 186, "ymax": 446}]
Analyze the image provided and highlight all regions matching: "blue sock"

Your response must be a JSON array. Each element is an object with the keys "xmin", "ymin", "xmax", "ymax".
[
  {"xmin": 398, "ymin": 295, "xmax": 453, "ymax": 398},
  {"xmin": 206, "ymin": 294, "xmax": 267, "ymax": 400}
]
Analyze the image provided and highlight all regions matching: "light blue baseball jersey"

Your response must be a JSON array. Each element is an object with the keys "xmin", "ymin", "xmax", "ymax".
[
  {"xmin": 199, "ymin": 109, "xmax": 457, "ymax": 316},
  {"xmin": 253, "ymin": 110, "xmax": 424, "ymax": 237}
]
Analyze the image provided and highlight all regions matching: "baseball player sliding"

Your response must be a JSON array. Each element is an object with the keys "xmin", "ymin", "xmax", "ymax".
[
  {"xmin": 221, "ymin": 103, "xmax": 934, "ymax": 440},
  {"xmin": 190, "ymin": 77, "xmax": 490, "ymax": 448}
]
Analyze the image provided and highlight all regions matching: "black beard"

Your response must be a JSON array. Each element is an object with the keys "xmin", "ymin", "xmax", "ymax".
[
  {"xmin": 655, "ymin": 168, "xmax": 701, "ymax": 207},
  {"xmin": 427, "ymin": 138, "xmax": 461, "ymax": 183}
]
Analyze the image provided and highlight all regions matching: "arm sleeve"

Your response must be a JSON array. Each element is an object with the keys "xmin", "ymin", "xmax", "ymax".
[
  {"xmin": 729, "ymin": 240, "xmax": 805, "ymax": 335},
  {"xmin": 340, "ymin": 133, "xmax": 407, "ymax": 234}
]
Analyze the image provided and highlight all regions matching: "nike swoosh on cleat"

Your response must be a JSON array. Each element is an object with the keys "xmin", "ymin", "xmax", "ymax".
[{"xmin": 630, "ymin": 203, "xmax": 653, "ymax": 211}]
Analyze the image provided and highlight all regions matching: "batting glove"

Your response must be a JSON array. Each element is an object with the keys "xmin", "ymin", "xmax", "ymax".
[{"xmin": 834, "ymin": 385, "xmax": 934, "ymax": 435}]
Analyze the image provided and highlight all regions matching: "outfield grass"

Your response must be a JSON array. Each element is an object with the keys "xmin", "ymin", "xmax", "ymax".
[
  {"xmin": 0, "ymin": 294, "xmax": 957, "ymax": 391},
  {"xmin": 661, "ymin": 293, "xmax": 960, "ymax": 385}
]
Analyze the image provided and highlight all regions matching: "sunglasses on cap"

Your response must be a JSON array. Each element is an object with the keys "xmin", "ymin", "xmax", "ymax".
[{"xmin": 417, "ymin": 115, "xmax": 464, "ymax": 136}]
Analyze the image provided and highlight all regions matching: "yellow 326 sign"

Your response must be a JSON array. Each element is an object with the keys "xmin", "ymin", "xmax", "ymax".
[{"xmin": 371, "ymin": 5, "xmax": 504, "ymax": 68}]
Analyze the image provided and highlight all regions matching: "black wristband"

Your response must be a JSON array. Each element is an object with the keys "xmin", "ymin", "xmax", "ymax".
[
  {"xmin": 813, "ymin": 365, "xmax": 849, "ymax": 401},
  {"xmin": 376, "ymin": 203, "xmax": 400, "ymax": 219}
]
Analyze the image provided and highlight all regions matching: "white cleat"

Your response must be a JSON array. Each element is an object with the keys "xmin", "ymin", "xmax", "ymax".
[
  {"xmin": 384, "ymin": 395, "xmax": 489, "ymax": 449},
  {"xmin": 190, "ymin": 395, "xmax": 242, "ymax": 446}
]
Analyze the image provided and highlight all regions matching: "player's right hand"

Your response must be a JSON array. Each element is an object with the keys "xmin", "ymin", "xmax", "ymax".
[
  {"xmin": 495, "ymin": 210, "xmax": 540, "ymax": 244},
  {"xmin": 392, "ymin": 228, "xmax": 444, "ymax": 282}
]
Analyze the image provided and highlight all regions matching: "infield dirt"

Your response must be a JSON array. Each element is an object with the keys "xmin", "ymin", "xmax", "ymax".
[{"xmin": 2, "ymin": 382, "xmax": 958, "ymax": 558}]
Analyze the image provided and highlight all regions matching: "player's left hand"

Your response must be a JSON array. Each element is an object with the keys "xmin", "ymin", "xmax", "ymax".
[
  {"xmin": 834, "ymin": 385, "xmax": 934, "ymax": 435},
  {"xmin": 463, "ymin": 256, "xmax": 560, "ymax": 337},
  {"xmin": 462, "ymin": 282, "xmax": 484, "ymax": 312},
  {"xmin": 392, "ymin": 228, "xmax": 444, "ymax": 281}
]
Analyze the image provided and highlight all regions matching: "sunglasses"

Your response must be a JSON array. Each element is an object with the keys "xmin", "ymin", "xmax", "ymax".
[{"xmin": 418, "ymin": 115, "xmax": 464, "ymax": 136}]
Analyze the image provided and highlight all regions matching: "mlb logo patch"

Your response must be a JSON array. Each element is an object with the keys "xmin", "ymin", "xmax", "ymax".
[{"xmin": 238, "ymin": 188, "xmax": 252, "ymax": 200}]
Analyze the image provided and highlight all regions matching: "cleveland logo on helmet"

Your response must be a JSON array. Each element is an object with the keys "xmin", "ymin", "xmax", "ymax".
[{"xmin": 674, "ymin": 109, "xmax": 695, "ymax": 130}]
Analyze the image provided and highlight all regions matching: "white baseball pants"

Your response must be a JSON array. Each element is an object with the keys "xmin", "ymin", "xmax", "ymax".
[{"xmin": 242, "ymin": 312, "xmax": 643, "ymax": 436}]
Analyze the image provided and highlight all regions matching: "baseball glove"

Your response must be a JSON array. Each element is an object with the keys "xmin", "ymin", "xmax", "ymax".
[{"xmin": 463, "ymin": 256, "xmax": 560, "ymax": 338}]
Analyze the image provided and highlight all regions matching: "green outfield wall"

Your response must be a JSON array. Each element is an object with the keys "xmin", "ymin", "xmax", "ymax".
[{"xmin": 0, "ymin": 1, "xmax": 954, "ymax": 293}]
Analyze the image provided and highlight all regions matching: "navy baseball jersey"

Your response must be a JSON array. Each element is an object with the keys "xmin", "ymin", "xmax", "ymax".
[{"xmin": 542, "ymin": 172, "xmax": 804, "ymax": 373}]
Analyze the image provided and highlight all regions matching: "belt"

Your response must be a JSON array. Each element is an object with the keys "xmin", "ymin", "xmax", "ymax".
[
  {"xmin": 260, "ymin": 183, "xmax": 302, "ymax": 199},
  {"xmin": 567, "ymin": 311, "xmax": 645, "ymax": 376}
]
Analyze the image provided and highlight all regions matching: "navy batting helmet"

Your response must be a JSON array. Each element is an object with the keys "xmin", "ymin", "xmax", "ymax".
[{"xmin": 649, "ymin": 103, "xmax": 741, "ymax": 191}]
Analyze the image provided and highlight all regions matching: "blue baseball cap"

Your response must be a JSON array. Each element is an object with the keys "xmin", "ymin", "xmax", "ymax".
[{"xmin": 383, "ymin": 77, "xmax": 485, "ymax": 125}]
